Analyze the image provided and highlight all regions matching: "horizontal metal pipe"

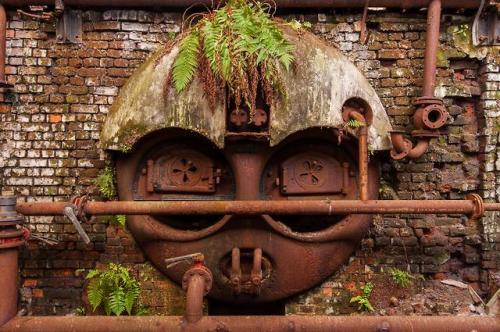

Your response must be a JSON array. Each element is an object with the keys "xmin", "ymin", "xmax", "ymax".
[
  {"xmin": 15, "ymin": 200, "xmax": 500, "ymax": 216},
  {"xmin": 0, "ymin": 0, "xmax": 481, "ymax": 8},
  {"xmin": 1, "ymin": 315, "xmax": 499, "ymax": 332}
]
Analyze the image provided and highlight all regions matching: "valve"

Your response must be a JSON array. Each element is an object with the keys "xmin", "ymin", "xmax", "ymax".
[{"xmin": 63, "ymin": 204, "xmax": 90, "ymax": 244}]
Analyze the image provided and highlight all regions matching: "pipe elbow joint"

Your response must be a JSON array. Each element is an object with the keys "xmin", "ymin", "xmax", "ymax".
[{"xmin": 390, "ymin": 132, "xmax": 430, "ymax": 160}]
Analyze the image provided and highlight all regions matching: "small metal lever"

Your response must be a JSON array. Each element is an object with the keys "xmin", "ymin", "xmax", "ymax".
[
  {"xmin": 165, "ymin": 252, "xmax": 204, "ymax": 269},
  {"xmin": 63, "ymin": 205, "xmax": 90, "ymax": 244},
  {"xmin": 30, "ymin": 234, "xmax": 59, "ymax": 246}
]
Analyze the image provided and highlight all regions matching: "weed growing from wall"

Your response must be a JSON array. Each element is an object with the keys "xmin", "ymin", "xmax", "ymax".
[
  {"xmin": 350, "ymin": 282, "xmax": 374, "ymax": 312},
  {"xmin": 86, "ymin": 263, "xmax": 146, "ymax": 316},
  {"xmin": 94, "ymin": 167, "xmax": 117, "ymax": 199}
]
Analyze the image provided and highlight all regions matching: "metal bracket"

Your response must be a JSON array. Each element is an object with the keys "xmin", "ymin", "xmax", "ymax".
[
  {"xmin": 63, "ymin": 204, "xmax": 90, "ymax": 244},
  {"xmin": 472, "ymin": 1, "xmax": 500, "ymax": 46},
  {"xmin": 56, "ymin": 9, "xmax": 82, "ymax": 44}
]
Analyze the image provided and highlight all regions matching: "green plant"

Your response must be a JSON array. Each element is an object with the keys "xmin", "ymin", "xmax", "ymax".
[
  {"xmin": 288, "ymin": 19, "xmax": 312, "ymax": 31},
  {"xmin": 74, "ymin": 306, "xmax": 86, "ymax": 316},
  {"xmin": 94, "ymin": 167, "xmax": 116, "ymax": 199},
  {"xmin": 86, "ymin": 263, "xmax": 142, "ymax": 316},
  {"xmin": 454, "ymin": 23, "xmax": 469, "ymax": 38},
  {"xmin": 389, "ymin": 268, "xmax": 413, "ymax": 288},
  {"xmin": 168, "ymin": 0, "xmax": 294, "ymax": 118},
  {"xmin": 114, "ymin": 215, "xmax": 127, "ymax": 227},
  {"xmin": 345, "ymin": 119, "xmax": 366, "ymax": 128},
  {"xmin": 350, "ymin": 282, "xmax": 374, "ymax": 312}
]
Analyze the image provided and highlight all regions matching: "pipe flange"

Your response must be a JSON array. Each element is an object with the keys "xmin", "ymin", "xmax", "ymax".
[
  {"xmin": 182, "ymin": 265, "xmax": 213, "ymax": 295},
  {"xmin": 421, "ymin": 103, "xmax": 448, "ymax": 129},
  {"xmin": 466, "ymin": 193, "xmax": 484, "ymax": 221},
  {"xmin": 0, "ymin": 227, "xmax": 26, "ymax": 249},
  {"xmin": 390, "ymin": 138, "xmax": 412, "ymax": 160},
  {"xmin": 414, "ymin": 96, "xmax": 443, "ymax": 106},
  {"xmin": 0, "ymin": 196, "xmax": 24, "ymax": 226},
  {"xmin": 411, "ymin": 129, "xmax": 440, "ymax": 138}
]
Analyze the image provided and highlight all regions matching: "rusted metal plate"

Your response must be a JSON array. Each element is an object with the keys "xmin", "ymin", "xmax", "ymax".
[
  {"xmin": 146, "ymin": 149, "xmax": 216, "ymax": 194},
  {"xmin": 280, "ymin": 151, "xmax": 347, "ymax": 195}
]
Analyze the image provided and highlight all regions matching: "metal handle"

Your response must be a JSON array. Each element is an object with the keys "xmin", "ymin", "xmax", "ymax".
[
  {"xmin": 63, "ymin": 205, "xmax": 90, "ymax": 244},
  {"xmin": 165, "ymin": 252, "xmax": 204, "ymax": 269}
]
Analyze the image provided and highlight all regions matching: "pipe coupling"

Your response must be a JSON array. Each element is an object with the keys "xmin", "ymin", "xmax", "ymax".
[
  {"xmin": 0, "ymin": 196, "xmax": 25, "ymax": 249},
  {"xmin": 182, "ymin": 264, "xmax": 213, "ymax": 296},
  {"xmin": 466, "ymin": 193, "xmax": 484, "ymax": 221}
]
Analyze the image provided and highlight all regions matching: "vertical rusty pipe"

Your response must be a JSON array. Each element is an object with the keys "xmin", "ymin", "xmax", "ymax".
[
  {"xmin": 343, "ymin": 109, "xmax": 369, "ymax": 201},
  {"xmin": 185, "ymin": 274, "xmax": 206, "ymax": 324},
  {"xmin": 227, "ymin": 149, "xmax": 264, "ymax": 200},
  {"xmin": 358, "ymin": 126, "xmax": 369, "ymax": 201},
  {"xmin": 422, "ymin": 0, "xmax": 442, "ymax": 97},
  {"xmin": 0, "ymin": 196, "xmax": 22, "ymax": 327},
  {"xmin": 0, "ymin": 249, "xmax": 18, "ymax": 327},
  {"xmin": 0, "ymin": 4, "xmax": 7, "ymax": 85}
]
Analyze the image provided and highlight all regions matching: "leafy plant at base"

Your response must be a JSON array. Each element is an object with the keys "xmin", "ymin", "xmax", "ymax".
[
  {"xmin": 86, "ymin": 263, "xmax": 143, "ymax": 316},
  {"xmin": 168, "ymin": 0, "xmax": 294, "ymax": 119},
  {"xmin": 350, "ymin": 282, "xmax": 374, "ymax": 312},
  {"xmin": 94, "ymin": 167, "xmax": 116, "ymax": 199},
  {"xmin": 389, "ymin": 268, "xmax": 413, "ymax": 288}
]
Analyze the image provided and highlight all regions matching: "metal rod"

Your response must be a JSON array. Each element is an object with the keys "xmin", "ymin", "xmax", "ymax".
[
  {"xmin": 15, "ymin": 200, "xmax": 500, "ymax": 216},
  {"xmin": 0, "ymin": 4, "xmax": 7, "ymax": 86},
  {"xmin": 422, "ymin": 0, "xmax": 442, "ymax": 97},
  {"xmin": 0, "ymin": 0, "xmax": 481, "ymax": 8},
  {"xmin": 1, "ymin": 315, "xmax": 499, "ymax": 332}
]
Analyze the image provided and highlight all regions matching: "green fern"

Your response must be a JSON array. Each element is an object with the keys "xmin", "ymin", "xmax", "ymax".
[
  {"xmin": 388, "ymin": 268, "xmax": 413, "ymax": 288},
  {"xmin": 169, "ymin": 0, "xmax": 294, "ymax": 117},
  {"xmin": 172, "ymin": 30, "xmax": 200, "ymax": 93},
  {"xmin": 350, "ymin": 282, "xmax": 375, "ymax": 312},
  {"xmin": 346, "ymin": 119, "xmax": 366, "ymax": 128},
  {"xmin": 85, "ymin": 263, "xmax": 144, "ymax": 316},
  {"xmin": 94, "ymin": 167, "xmax": 116, "ymax": 199},
  {"xmin": 114, "ymin": 215, "xmax": 127, "ymax": 227}
]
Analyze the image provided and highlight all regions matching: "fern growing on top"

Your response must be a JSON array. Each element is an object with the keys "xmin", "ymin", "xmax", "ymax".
[
  {"xmin": 167, "ymin": 0, "xmax": 294, "ymax": 119},
  {"xmin": 86, "ymin": 263, "xmax": 145, "ymax": 316}
]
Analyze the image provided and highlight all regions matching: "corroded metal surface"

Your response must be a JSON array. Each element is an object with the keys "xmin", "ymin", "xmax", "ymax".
[
  {"xmin": 100, "ymin": 28, "xmax": 393, "ymax": 151},
  {"xmin": 0, "ymin": 196, "xmax": 23, "ymax": 327},
  {"xmin": 115, "ymin": 130, "xmax": 379, "ymax": 302},
  {"xmin": 2, "ymin": 316, "xmax": 499, "ymax": 332},
  {"xmin": 17, "ymin": 199, "xmax": 497, "ymax": 217}
]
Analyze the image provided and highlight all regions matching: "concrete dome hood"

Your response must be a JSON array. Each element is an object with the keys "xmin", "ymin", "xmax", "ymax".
[{"xmin": 100, "ymin": 26, "xmax": 392, "ymax": 151}]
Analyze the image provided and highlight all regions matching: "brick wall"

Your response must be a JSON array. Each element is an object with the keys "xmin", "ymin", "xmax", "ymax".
[{"xmin": 0, "ymin": 7, "xmax": 498, "ymax": 316}]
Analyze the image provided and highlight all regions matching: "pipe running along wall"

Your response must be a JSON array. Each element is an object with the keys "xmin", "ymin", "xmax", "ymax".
[
  {"xmin": 342, "ymin": 107, "xmax": 369, "ymax": 201},
  {"xmin": 14, "ymin": 199, "xmax": 499, "ymax": 217},
  {"xmin": 0, "ymin": 0, "xmax": 482, "ymax": 9},
  {"xmin": 0, "ymin": 4, "xmax": 8, "ymax": 87},
  {"xmin": 1, "ymin": 315, "xmax": 498, "ymax": 332},
  {"xmin": 390, "ymin": 0, "xmax": 449, "ymax": 160}
]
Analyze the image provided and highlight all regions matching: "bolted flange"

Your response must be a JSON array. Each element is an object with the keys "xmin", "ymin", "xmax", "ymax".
[
  {"xmin": 0, "ymin": 196, "xmax": 25, "ymax": 249},
  {"xmin": 182, "ymin": 264, "xmax": 213, "ymax": 296}
]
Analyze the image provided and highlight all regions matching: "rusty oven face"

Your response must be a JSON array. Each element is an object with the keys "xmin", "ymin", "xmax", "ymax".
[{"xmin": 116, "ymin": 128, "xmax": 379, "ymax": 303}]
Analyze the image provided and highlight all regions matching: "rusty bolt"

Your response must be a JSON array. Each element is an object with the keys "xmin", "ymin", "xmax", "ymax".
[{"xmin": 230, "ymin": 109, "xmax": 248, "ymax": 127}]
